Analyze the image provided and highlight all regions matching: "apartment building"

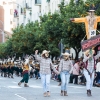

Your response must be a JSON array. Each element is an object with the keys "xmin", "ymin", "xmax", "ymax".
[
  {"xmin": 0, "ymin": 0, "xmax": 16, "ymax": 42},
  {"xmin": 0, "ymin": 5, "xmax": 4, "ymax": 43},
  {"xmin": 14, "ymin": 0, "xmax": 72, "ymax": 25},
  {"xmin": 0, "ymin": 0, "xmax": 83, "ymax": 58}
]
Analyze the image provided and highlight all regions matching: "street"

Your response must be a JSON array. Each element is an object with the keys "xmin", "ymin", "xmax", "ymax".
[{"xmin": 0, "ymin": 75, "xmax": 100, "ymax": 100}]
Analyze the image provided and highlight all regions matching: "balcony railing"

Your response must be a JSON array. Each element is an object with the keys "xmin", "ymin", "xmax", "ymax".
[
  {"xmin": 47, "ymin": 0, "xmax": 50, "ymax": 2},
  {"xmin": 14, "ymin": 10, "xmax": 19, "ymax": 18},
  {"xmin": 20, "ymin": 8, "xmax": 23, "ymax": 14},
  {"xmin": 14, "ymin": 13, "xmax": 19, "ymax": 18},
  {"xmin": 38, "ymin": 12, "xmax": 42, "ymax": 17},
  {"xmin": 20, "ymin": 8, "xmax": 26, "ymax": 15},
  {"xmin": 26, "ymin": 3, "xmax": 32, "ymax": 9},
  {"xmin": 35, "ymin": 0, "xmax": 41, "ymax": 5},
  {"xmin": 29, "ymin": 10, "xmax": 32, "ymax": 16}
]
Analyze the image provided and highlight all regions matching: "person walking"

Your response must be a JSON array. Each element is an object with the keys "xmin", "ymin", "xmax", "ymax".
[
  {"xmin": 83, "ymin": 49, "xmax": 100, "ymax": 96},
  {"xmin": 95, "ymin": 58, "xmax": 100, "ymax": 87},
  {"xmin": 72, "ymin": 60, "xmax": 80, "ymax": 84},
  {"xmin": 35, "ymin": 50, "xmax": 59, "ymax": 97},
  {"xmin": 18, "ymin": 57, "xmax": 30, "ymax": 87},
  {"xmin": 59, "ymin": 52, "xmax": 73, "ymax": 96}
]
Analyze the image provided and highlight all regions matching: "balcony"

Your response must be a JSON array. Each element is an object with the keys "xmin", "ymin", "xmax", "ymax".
[
  {"xmin": 26, "ymin": 3, "xmax": 32, "ymax": 10},
  {"xmin": 14, "ymin": 14, "xmax": 19, "ymax": 18},
  {"xmin": 38, "ymin": 12, "xmax": 42, "ymax": 17},
  {"xmin": 35, "ymin": 0, "xmax": 41, "ymax": 6},
  {"xmin": 20, "ymin": 8, "xmax": 26, "ymax": 15},
  {"xmin": 47, "ymin": 0, "xmax": 50, "ymax": 2},
  {"xmin": 26, "ymin": 6, "xmax": 32, "ymax": 9},
  {"xmin": 14, "ymin": 9, "xmax": 19, "ymax": 18},
  {"xmin": 29, "ymin": 10, "xmax": 32, "ymax": 16},
  {"xmin": 20, "ymin": 8, "xmax": 23, "ymax": 14}
]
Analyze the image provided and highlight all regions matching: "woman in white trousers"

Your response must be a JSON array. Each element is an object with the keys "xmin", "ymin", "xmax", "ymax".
[
  {"xmin": 35, "ymin": 50, "xmax": 59, "ymax": 97},
  {"xmin": 83, "ymin": 49, "xmax": 100, "ymax": 96}
]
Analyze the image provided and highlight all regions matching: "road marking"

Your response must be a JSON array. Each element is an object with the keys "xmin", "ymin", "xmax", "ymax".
[
  {"xmin": 69, "ymin": 92, "xmax": 84, "ymax": 93},
  {"xmin": 69, "ymin": 86, "xmax": 85, "ymax": 89},
  {"xmin": 8, "ymin": 86, "xmax": 22, "ymax": 88},
  {"xmin": 15, "ymin": 94, "xmax": 27, "ymax": 100},
  {"xmin": 30, "ymin": 85, "xmax": 42, "ymax": 88},
  {"xmin": 12, "ymin": 81, "xmax": 17, "ymax": 83},
  {"xmin": 69, "ymin": 85, "xmax": 100, "ymax": 89},
  {"xmin": 51, "ymin": 85, "xmax": 60, "ymax": 88}
]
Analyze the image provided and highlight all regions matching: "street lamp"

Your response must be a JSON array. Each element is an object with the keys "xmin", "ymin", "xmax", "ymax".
[{"xmin": 0, "ymin": 20, "xmax": 4, "ymax": 43}]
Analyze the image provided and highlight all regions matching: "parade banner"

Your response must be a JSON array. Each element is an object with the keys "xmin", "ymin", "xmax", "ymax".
[{"xmin": 81, "ymin": 34, "xmax": 100, "ymax": 51}]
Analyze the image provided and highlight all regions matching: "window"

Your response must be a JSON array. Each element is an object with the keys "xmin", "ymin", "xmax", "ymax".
[
  {"xmin": 45, "ymin": 6, "xmax": 47, "ymax": 13},
  {"xmin": 14, "ymin": 9, "xmax": 18, "ymax": 17},
  {"xmin": 52, "ymin": 3, "xmax": 53, "ymax": 13},
  {"xmin": 26, "ymin": 3, "xmax": 28, "ymax": 8},
  {"xmin": 10, "ymin": 21, "xmax": 12, "ymax": 24},
  {"xmin": 17, "ymin": 5, "xmax": 19, "ymax": 8},
  {"xmin": 17, "ymin": 23, "xmax": 19, "ymax": 26},
  {"xmin": 21, "ymin": 8, "xmax": 23, "ymax": 14},
  {"xmin": 11, "ymin": 28, "xmax": 13, "ymax": 31},
  {"xmin": 35, "ymin": 0, "xmax": 41, "ymax": 4},
  {"xmin": 10, "ymin": 9, "xmax": 13, "ymax": 15},
  {"xmin": 3, "ymin": 1, "xmax": 6, "ymax": 5},
  {"xmin": 75, "ymin": 0, "xmax": 79, "ymax": 4},
  {"xmin": 47, "ymin": 0, "xmax": 50, "ymax": 2}
]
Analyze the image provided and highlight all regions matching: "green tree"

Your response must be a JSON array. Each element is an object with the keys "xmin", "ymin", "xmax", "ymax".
[
  {"xmin": 39, "ymin": 13, "xmax": 63, "ymax": 57},
  {"xmin": 59, "ymin": 0, "xmax": 89, "ymax": 59},
  {"xmin": 12, "ymin": 22, "xmax": 39, "ymax": 56},
  {"xmin": 1, "ymin": 0, "xmax": 100, "ymax": 59}
]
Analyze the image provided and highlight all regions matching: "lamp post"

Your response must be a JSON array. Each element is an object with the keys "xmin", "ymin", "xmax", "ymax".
[{"xmin": 0, "ymin": 20, "xmax": 4, "ymax": 43}]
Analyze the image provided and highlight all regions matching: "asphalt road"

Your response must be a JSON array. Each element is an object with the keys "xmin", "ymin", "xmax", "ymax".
[{"xmin": 0, "ymin": 75, "xmax": 100, "ymax": 100}]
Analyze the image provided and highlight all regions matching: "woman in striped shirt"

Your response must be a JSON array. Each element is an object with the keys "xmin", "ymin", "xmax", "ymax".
[
  {"xmin": 59, "ymin": 52, "xmax": 73, "ymax": 96},
  {"xmin": 35, "ymin": 50, "xmax": 59, "ymax": 97}
]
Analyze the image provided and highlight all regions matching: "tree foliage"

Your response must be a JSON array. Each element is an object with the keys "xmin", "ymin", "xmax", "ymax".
[{"xmin": 0, "ymin": 0, "xmax": 100, "ymax": 59}]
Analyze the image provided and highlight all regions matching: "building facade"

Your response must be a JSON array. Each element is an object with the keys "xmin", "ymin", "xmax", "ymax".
[
  {"xmin": 0, "ymin": 0, "xmax": 84, "ymax": 58},
  {"xmin": 0, "ymin": 0, "xmax": 78, "ymax": 31},
  {"xmin": 14, "ymin": 0, "xmax": 71, "ymax": 25},
  {"xmin": 0, "ymin": 0, "xmax": 16, "ymax": 42},
  {"xmin": 0, "ymin": 5, "xmax": 4, "ymax": 42}
]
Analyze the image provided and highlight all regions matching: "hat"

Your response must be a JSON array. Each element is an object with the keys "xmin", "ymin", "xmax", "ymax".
[
  {"xmin": 25, "ymin": 58, "xmax": 29, "ymax": 65},
  {"xmin": 88, "ymin": 5, "xmax": 95, "ymax": 12},
  {"xmin": 42, "ymin": 50, "xmax": 50, "ymax": 55},
  {"xmin": 62, "ymin": 52, "xmax": 71, "ymax": 56},
  {"xmin": 84, "ymin": 49, "xmax": 95, "ymax": 55},
  {"xmin": 7, "ymin": 58, "xmax": 11, "ymax": 63},
  {"xmin": 89, "ymin": 9, "xmax": 95, "ymax": 12}
]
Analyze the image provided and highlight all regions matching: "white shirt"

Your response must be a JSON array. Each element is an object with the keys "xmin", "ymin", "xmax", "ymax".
[{"xmin": 96, "ymin": 62, "xmax": 100, "ymax": 72}]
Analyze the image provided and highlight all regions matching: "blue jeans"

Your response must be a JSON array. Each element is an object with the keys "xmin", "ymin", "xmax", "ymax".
[
  {"xmin": 60, "ymin": 71, "xmax": 70, "ymax": 91},
  {"xmin": 40, "ymin": 74, "xmax": 51, "ymax": 93}
]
